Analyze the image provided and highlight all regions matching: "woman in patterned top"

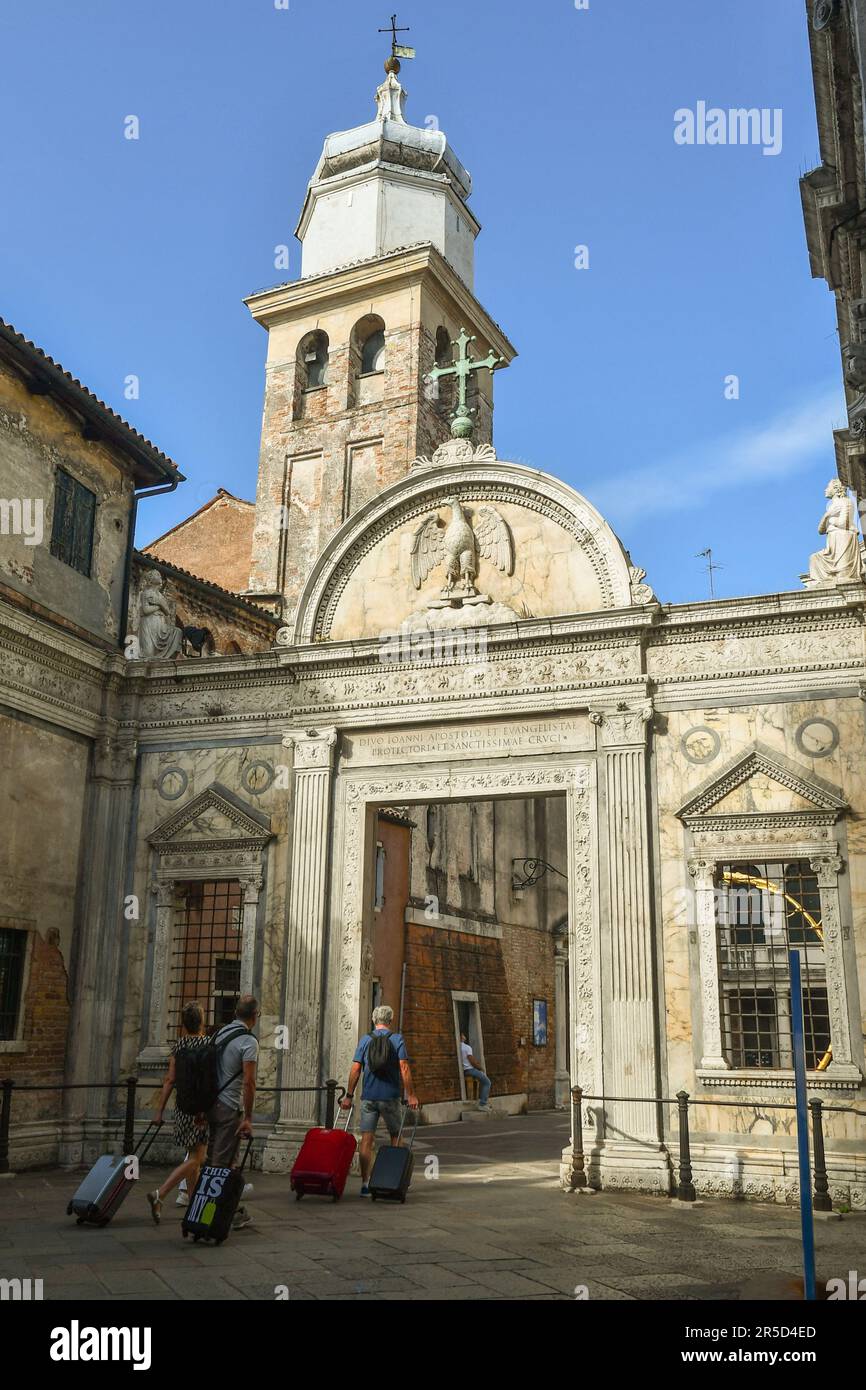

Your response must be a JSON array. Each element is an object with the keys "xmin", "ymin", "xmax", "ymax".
[{"xmin": 146, "ymin": 1001, "xmax": 210, "ymax": 1225}]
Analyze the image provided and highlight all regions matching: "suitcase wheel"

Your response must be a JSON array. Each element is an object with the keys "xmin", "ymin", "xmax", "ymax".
[
  {"xmin": 216, "ymin": 1238, "xmax": 225, "ymax": 1245},
  {"xmin": 182, "ymin": 1229, "xmax": 188, "ymax": 1239},
  {"xmin": 295, "ymin": 1190, "xmax": 303, "ymax": 1201},
  {"xmin": 332, "ymin": 1192, "xmax": 339, "ymax": 1202},
  {"xmin": 66, "ymin": 1202, "xmax": 73, "ymax": 1215},
  {"xmin": 193, "ymin": 1235, "xmax": 200, "ymax": 1243},
  {"xmin": 400, "ymin": 1195, "xmax": 407, "ymax": 1204},
  {"xmin": 371, "ymin": 1194, "xmax": 377, "ymax": 1202},
  {"xmin": 76, "ymin": 1217, "xmax": 85, "ymax": 1225}
]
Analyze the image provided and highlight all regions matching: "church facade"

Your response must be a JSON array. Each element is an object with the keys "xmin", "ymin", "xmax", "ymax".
[{"xmin": 1, "ymin": 48, "xmax": 865, "ymax": 1204}]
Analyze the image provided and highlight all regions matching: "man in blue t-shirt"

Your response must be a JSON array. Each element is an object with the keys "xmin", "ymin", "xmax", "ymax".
[{"xmin": 341, "ymin": 1004, "xmax": 419, "ymax": 1196}]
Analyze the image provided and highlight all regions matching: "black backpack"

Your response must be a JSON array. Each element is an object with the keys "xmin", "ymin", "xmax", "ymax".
[
  {"xmin": 175, "ymin": 1024, "xmax": 248, "ymax": 1115},
  {"xmin": 366, "ymin": 1031, "xmax": 396, "ymax": 1078}
]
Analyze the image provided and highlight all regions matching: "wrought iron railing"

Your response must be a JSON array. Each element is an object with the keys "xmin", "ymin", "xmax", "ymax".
[
  {"xmin": 0, "ymin": 1077, "xmax": 344, "ymax": 1172},
  {"xmin": 568, "ymin": 1085, "xmax": 865, "ymax": 1212}
]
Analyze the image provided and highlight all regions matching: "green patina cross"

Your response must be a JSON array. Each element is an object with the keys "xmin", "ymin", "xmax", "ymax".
[{"xmin": 428, "ymin": 328, "xmax": 505, "ymax": 439}]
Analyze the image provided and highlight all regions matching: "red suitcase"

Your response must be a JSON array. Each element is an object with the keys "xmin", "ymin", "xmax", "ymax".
[{"xmin": 290, "ymin": 1105, "xmax": 356, "ymax": 1201}]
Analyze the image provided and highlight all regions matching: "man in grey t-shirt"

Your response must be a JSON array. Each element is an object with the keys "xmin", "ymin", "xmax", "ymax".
[{"xmin": 207, "ymin": 995, "xmax": 259, "ymax": 1228}]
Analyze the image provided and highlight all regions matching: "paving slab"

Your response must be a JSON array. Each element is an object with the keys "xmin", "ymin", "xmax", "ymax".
[{"xmin": 2, "ymin": 1111, "xmax": 863, "ymax": 1302}]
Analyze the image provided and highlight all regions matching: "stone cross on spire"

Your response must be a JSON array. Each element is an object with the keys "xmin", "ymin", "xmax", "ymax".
[{"xmin": 428, "ymin": 328, "xmax": 506, "ymax": 439}]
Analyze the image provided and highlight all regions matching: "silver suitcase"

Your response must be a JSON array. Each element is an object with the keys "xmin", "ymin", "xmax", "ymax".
[{"xmin": 67, "ymin": 1121, "xmax": 162, "ymax": 1226}]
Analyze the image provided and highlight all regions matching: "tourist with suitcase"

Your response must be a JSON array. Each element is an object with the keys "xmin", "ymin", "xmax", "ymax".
[
  {"xmin": 340, "ymin": 1004, "xmax": 419, "ymax": 1197},
  {"xmin": 146, "ymin": 1000, "xmax": 211, "ymax": 1224},
  {"xmin": 205, "ymin": 994, "xmax": 260, "ymax": 1232}
]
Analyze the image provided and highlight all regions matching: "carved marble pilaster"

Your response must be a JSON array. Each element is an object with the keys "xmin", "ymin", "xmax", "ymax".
[
  {"xmin": 62, "ymin": 733, "xmax": 140, "ymax": 1156},
  {"xmin": 140, "ymin": 881, "xmax": 177, "ymax": 1065},
  {"xmin": 277, "ymin": 727, "xmax": 339, "ymax": 1122},
  {"xmin": 809, "ymin": 853, "xmax": 859, "ymax": 1079},
  {"xmin": 592, "ymin": 701, "xmax": 661, "ymax": 1146},
  {"xmin": 687, "ymin": 857, "xmax": 729, "ymax": 1071},
  {"xmin": 240, "ymin": 877, "xmax": 264, "ymax": 996}
]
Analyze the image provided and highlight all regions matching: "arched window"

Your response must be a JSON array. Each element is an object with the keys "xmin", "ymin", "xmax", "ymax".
[
  {"xmin": 435, "ymin": 326, "xmax": 452, "ymax": 368},
  {"xmin": 432, "ymin": 326, "xmax": 455, "ymax": 412},
  {"xmin": 352, "ymin": 314, "xmax": 386, "ymax": 376},
  {"xmin": 297, "ymin": 329, "xmax": 329, "ymax": 390}
]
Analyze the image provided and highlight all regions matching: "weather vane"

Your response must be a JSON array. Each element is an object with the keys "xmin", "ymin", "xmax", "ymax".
[{"xmin": 378, "ymin": 13, "xmax": 415, "ymax": 72}]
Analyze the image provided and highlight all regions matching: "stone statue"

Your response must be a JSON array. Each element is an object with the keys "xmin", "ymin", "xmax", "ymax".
[
  {"xmin": 806, "ymin": 480, "xmax": 865, "ymax": 587},
  {"xmin": 411, "ymin": 497, "xmax": 514, "ymax": 598},
  {"xmin": 137, "ymin": 570, "xmax": 183, "ymax": 659}
]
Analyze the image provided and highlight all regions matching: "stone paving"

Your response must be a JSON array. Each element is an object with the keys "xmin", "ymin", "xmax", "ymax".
[{"xmin": 1, "ymin": 1112, "xmax": 862, "ymax": 1301}]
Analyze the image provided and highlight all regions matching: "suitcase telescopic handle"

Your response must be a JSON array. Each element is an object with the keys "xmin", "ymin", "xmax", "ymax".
[
  {"xmin": 335, "ymin": 1101, "xmax": 354, "ymax": 1130},
  {"xmin": 397, "ymin": 1100, "xmax": 420, "ymax": 1150},
  {"xmin": 238, "ymin": 1136, "xmax": 254, "ymax": 1172}
]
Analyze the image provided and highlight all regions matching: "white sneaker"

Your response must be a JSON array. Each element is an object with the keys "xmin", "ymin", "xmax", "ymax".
[
  {"xmin": 175, "ymin": 1191, "xmax": 189, "ymax": 1207},
  {"xmin": 241, "ymin": 1182, "xmax": 254, "ymax": 1200}
]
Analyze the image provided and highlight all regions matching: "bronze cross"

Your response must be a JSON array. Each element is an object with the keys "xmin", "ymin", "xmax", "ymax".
[{"xmin": 428, "ymin": 328, "xmax": 505, "ymax": 436}]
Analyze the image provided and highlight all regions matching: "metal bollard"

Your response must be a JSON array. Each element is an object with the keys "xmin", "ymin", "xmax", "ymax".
[
  {"xmin": 676, "ymin": 1090, "xmax": 696, "ymax": 1202},
  {"xmin": 0, "ymin": 1079, "xmax": 12, "ymax": 1174},
  {"xmin": 809, "ymin": 1098, "xmax": 833, "ymax": 1213},
  {"xmin": 123, "ymin": 1076, "xmax": 137, "ymax": 1156},
  {"xmin": 324, "ymin": 1079, "xmax": 337, "ymax": 1130},
  {"xmin": 569, "ymin": 1085, "xmax": 588, "ymax": 1190}
]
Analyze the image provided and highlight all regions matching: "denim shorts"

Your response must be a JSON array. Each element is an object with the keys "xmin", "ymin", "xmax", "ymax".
[{"xmin": 360, "ymin": 1098, "xmax": 402, "ymax": 1136}]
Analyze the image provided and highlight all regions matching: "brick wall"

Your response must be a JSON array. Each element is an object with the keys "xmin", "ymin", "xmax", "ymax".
[
  {"xmin": 2, "ymin": 928, "xmax": 70, "ymax": 1127},
  {"xmin": 143, "ymin": 490, "xmax": 255, "ymax": 594},
  {"xmin": 401, "ymin": 920, "xmax": 555, "ymax": 1107}
]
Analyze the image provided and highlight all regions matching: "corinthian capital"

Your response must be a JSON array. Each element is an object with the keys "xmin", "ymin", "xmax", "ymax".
[
  {"xmin": 589, "ymin": 699, "xmax": 654, "ymax": 748},
  {"xmin": 809, "ymin": 853, "xmax": 843, "ymax": 887},
  {"xmin": 283, "ymin": 726, "xmax": 338, "ymax": 770}
]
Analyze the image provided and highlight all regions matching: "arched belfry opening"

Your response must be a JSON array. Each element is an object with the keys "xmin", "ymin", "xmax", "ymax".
[{"xmin": 294, "ymin": 329, "xmax": 329, "ymax": 418}]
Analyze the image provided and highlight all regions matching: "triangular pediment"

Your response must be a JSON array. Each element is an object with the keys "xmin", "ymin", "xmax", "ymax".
[
  {"xmin": 149, "ymin": 782, "xmax": 272, "ymax": 849},
  {"xmin": 676, "ymin": 744, "xmax": 847, "ymax": 824}
]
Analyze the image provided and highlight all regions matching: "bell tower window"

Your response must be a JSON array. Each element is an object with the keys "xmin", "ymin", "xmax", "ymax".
[
  {"xmin": 297, "ymin": 330, "xmax": 329, "ymax": 390},
  {"xmin": 352, "ymin": 314, "xmax": 386, "ymax": 377}
]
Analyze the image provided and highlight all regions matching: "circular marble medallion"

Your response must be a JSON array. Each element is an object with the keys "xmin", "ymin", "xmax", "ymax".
[
  {"xmin": 242, "ymin": 760, "xmax": 275, "ymax": 795},
  {"xmin": 795, "ymin": 717, "xmax": 839, "ymax": 759},
  {"xmin": 680, "ymin": 726, "xmax": 722, "ymax": 765},
  {"xmin": 156, "ymin": 766, "xmax": 188, "ymax": 800}
]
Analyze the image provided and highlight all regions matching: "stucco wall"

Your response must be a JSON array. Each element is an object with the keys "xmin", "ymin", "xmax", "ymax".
[{"xmin": 0, "ymin": 360, "xmax": 134, "ymax": 646}]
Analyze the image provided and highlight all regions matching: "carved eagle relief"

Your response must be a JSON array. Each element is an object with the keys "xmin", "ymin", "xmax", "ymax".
[{"xmin": 410, "ymin": 496, "xmax": 514, "ymax": 595}]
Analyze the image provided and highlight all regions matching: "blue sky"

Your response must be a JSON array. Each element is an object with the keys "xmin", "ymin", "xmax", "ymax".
[{"xmin": 0, "ymin": 1, "xmax": 844, "ymax": 603}]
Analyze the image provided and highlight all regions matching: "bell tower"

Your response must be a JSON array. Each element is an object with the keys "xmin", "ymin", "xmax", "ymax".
[{"xmin": 244, "ymin": 49, "xmax": 517, "ymax": 621}]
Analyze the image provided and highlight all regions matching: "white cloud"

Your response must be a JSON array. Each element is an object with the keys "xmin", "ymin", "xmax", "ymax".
[{"xmin": 591, "ymin": 384, "xmax": 846, "ymax": 522}]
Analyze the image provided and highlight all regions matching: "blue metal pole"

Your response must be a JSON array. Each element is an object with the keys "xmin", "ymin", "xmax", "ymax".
[{"xmin": 789, "ymin": 948, "xmax": 816, "ymax": 1301}]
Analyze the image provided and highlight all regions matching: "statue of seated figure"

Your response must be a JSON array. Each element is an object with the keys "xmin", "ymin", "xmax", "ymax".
[{"xmin": 806, "ymin": 480, "xmax": 865, "ymax": 586}]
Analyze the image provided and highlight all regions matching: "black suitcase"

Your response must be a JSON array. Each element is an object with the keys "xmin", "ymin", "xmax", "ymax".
[
  {"xmin": 182, "ymin": 1138, "xmax": 252, "ymax": 1245},
  {"xmin": 67, "ymin": 1121, "xmax": 163, "ymax": 1227},
  {"xmin": 369, "ymin": 1103, "xmax": 418, "ymax": 1203}
]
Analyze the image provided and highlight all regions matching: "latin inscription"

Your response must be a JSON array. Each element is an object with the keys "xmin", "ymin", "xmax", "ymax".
[{"xmin": 343, "ymin": 717, "xmax": 594, "ymax": 765}]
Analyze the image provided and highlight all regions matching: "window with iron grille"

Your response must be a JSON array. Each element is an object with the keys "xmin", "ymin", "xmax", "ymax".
[
  {"xmin": 49, "ymin": 468, "xmax": 96, "ymax": 576},
  {"xmin": 0, "ymin": 930, "xmax": 26, "ymax": 1041},
  {"xmin": 168, "ymin": 881, "xmax": 243, "ymax": 1038},
  {"xmin": 716, "ymin": 860, "xmax": 830, "ymax": 1070}
]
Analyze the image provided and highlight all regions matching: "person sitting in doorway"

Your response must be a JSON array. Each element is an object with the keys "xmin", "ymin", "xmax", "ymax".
[
  {"xmin": 460, "ymin": 1033, "xmax": 492, "ymax": 1111},
  {"xmin": 341, "ymin": 1004, "xmax": 419, "ymax": 1196}
]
